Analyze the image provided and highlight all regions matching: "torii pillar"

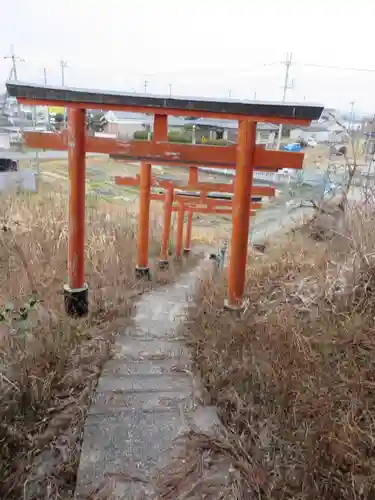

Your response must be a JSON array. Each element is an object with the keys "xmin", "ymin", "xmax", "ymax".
[
  {"xmin": 226, "ymin": 120, "xmax": 256, "ymax": 309},
  {"xmin": 183, "ymin": 210, "xmax": 193, "ymax": 256},
  {"xmin": 183, "ymin": 167, "xmax": 198, "ymax": 256},
  {"xmin": 175, "ymin": 201, "xmax": 185, "ymax": 260},
  {"xmin": 158, "ymin": 185, "xmax": 174, "ymax": 270},
  {"xmin": 135, "ymin": 114, "xmax": 168, "ymax": 279},
  {"xmin": 63, "ymin": 108, "xmax": 89, "ymax": 317}
]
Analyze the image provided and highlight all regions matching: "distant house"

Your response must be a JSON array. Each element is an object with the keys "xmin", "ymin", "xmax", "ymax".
[
  {"xmin": 0, "ymin": 115, "xmax": 12, "ymax": 129},
  {"xmin": 290, "ymin": 120, "xmax": 345, "ymax": 143},
  {"xmin": 104, "ymin": 111, "xmax": 152, "ymax": 138},
  {"xmin": 104, "ymin": 111, "xmax": 277, "ymax": 145},
  {"xmin": 362, "ymin": 119, "xmax": 375, "ymax": 156},
  {"xmin": 104, "ymin": 111, "xmax": 186, "ymax": 138},
  {"xmin": 184, "ymin": 118, "xmax": 278, "ymax": 145}
]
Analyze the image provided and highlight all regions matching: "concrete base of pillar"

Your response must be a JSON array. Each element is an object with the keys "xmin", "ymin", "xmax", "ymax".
[
  {"xmin": 158, "ymin": 259, "xmax": 169, "ymax": 270},
  {"xmin": 183, "ymin": 248, "xmax": 190, "ymax": 256},
  {"xmin": 135, "ymin": 266, "xmax": 151, "ymax": 280},
  {"xmin": 64, "ymin": 283, "xmax": 89, "ymax": 317}
]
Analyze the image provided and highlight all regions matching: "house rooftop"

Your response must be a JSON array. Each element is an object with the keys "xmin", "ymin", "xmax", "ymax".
[
  {"xmin": 6, "ymin": 81, "xmax": 323, "ymax": 123},
  {"xmin": 293, "ymin": 121, "xmax": 330, "ymax": 133},
  {"xmin": 306, "ymin": 123, "xmax": 330, "ymax": 132},
  {"xmin": 0, "ymin": 115, "xmax": 12, "ymax": 127},
  {"xmin": 186, "ymin": 117, "xmax": 278, "ymax": 131}
]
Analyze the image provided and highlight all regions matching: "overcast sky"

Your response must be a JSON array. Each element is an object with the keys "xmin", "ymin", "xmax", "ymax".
[{"xmin": 1, "ymin": 0, "xmax": 375, "ymax": 114}]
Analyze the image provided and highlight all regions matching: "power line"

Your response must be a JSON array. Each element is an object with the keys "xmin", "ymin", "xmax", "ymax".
[
  {"xmin": 69, "ymin": 61, "xmax": 281, "ymax": 82},
  {"xmin": 295, "ymin": 62, "xmax": 375, "ymax": 73}
]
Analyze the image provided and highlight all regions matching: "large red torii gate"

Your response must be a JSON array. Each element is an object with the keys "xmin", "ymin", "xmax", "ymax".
[{"xmin": 6, "ymin": 81, "xmax": 323, "ymax": 315}]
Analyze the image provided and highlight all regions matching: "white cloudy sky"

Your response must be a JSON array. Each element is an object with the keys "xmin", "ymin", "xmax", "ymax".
[{"xmin": 1, "ymin": 0, "xmax": 375, "ymax": 113}]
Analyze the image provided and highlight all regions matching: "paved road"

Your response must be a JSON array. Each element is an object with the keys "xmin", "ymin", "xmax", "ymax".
[{"xmin": 250, "ymin": 204, "xmax": 314, "ymax": 244}]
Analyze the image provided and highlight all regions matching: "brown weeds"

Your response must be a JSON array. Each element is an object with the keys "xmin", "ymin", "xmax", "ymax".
[
  {"xmin": 185, "ymin": 206, "xmax": 375, "ymax": 499},
  {"xmin": 0, "ymin": 187, "xmax": 191, "ymax": 499}
]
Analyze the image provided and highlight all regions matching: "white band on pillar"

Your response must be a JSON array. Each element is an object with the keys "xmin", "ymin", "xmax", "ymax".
[{"xmin": 64, "ymin": 283, "xmax": 89, "ymax": 293}]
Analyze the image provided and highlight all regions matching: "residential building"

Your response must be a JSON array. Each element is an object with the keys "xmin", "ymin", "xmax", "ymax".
[
  {"xmin": 104, "ymin": 111, "xmax": 152, "ymax": 138},
  {"xmin": 362, "ymin": 117, "xmax": 375, "ymax": 156},
  {"xmin": 290, "ymin": 120, "xmax": 346, "ymax": 143},
  {"xmin": 104, "ymin": 111, "xmax": 277, "ymax": 145}
]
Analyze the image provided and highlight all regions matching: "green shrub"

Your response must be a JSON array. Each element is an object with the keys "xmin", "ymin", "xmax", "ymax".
[
  {"xmin": 133, "ymin": 130, "xmax": 151, "ymax": 140},
  {"xmin": 168, "ymin": 134, "xmax": 192, "ymax": 143},
  {"xmin": 132, "ymin": 129, "xmax": 229, "ymax": 146},
  {"xmin": 167, "ymin": 130, "xmax": 182, "ymax": 138}
]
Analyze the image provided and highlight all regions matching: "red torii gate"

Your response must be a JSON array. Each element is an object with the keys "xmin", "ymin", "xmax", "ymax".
[
  {"xmin": 149, "ymin": 192, "xmax": 261, "ymax": 260},
  {"xmin": 180, "ymin": 206, "xmax": 256, "ymax": 256},
  {"xmin": 173, "ymin": 202, "xmax": 257, "ymax": 259},
  {"xmin": 6, "ymin": 81, "xmax": 323, "ymax": 314},
  {"xmin": 115, "ymin": 173, "xmax": 265, "ymax": 264}
]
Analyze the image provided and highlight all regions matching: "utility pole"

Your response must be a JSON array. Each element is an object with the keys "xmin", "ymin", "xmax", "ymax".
[
  {"xmin": 349, "ymin": 101, "xmax": 355, "ymax": 134},
  {"xmin": 168, "ymin": 83, "xmax": 172, "ymax": 97},
  {"xmin": 43, "ymin": 68, "xmax": 51, "ymax": 129},
  {"xmin": 253, "ymin": 91, "xmax": 257, "ymax": 100},
  {"xmin": 60, "ymin": 58, "xmax": 68, "ymax": 86},
  {"xmin": 228, "ymin": 89, "xmax": 232, "ymax": 99},
  {"xmin": 60, "ymin": 59, "xmax": 68, "ymax": 126},
  {"xmin": 276, "ymin": 52, "xmax": 294, "ymax": 150},
  {"xmin": 2, "ymin": 68, "xmax": 13, "ymax": 109},
  {"xmin": 4, "ymin": 45, "xmax": 25, "ymax": 149},
  {"xmin": 32, "ymin": 105, "xmax": 40, "ymax": 187},
  {"xmin": 144, "ymin": 80, "xmax": 148, "ymax": 93},
  {"xmin": 4, "ymin": 44, "xmax": 24, "ymax": 81}
]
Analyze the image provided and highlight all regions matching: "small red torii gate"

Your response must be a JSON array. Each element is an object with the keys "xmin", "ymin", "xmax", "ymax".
[
  {"xmin": 115, "ymin": 173, "xmax": 265, "ymax": 264},
  {"xmin": 149, "ymin": 192, "xmax": 261, "ymax": 260},
  {"xmin": 6, "ymin": 81, "xmax": 323, "ymax": 315}
]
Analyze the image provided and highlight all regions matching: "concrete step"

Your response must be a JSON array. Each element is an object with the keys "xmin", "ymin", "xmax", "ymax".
[
  {"xmin": 96, "ymin": 373, "xmax": 192, "ymax": 394},
  {"xmin": 113, "ymin": 338, "xmax": 190, "ymax": 361},
  {"xmin": 101, "ymin": 358, "xmax": 186, "ymax": 377},
  {"xmin": 76, "ymin": 409, "xmax": 188, "ymax": 498},
  {"xmin": 90, "ymin": 389, "xmax": 192, "ymax": 415}
]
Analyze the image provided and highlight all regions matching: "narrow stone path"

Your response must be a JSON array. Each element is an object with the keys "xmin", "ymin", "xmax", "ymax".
[{"xmin": 75, "ymin": 250, "xmax": 215, "ymax": 499}]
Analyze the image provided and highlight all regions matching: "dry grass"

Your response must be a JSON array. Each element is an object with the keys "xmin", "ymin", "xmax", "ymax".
[
  {"xmin": 0, "ymin": 186, "xmax": 193, "ymax": 499},
  {"xmin": 183, "ymin": 204, "xmax": 375, "ymax": 499}
]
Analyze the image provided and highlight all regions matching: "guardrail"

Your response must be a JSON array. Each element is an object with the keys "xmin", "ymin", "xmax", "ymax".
[{"xmin": 209, "ymin": 239, "xmax": 229, "ymax": 275}]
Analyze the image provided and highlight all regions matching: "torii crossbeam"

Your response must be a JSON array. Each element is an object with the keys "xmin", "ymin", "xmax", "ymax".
[{"xmin": 6, "ymin": 81, "xmax": 323, "ymax": 314}]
